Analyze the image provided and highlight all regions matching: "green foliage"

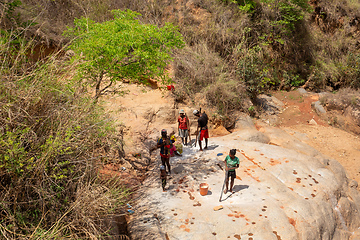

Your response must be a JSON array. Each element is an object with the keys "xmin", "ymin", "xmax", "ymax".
[
  {"xmin": 345, "ymin": 53, "xmax": 360, "ymax": 88},
  {"xmin": 282, "ymin": 71, "xmax": 304, "ymax": 87},
  {"xmin": 0, "ymin": 32, "xmax": 129, "ymax": 238},
  {"xmin": 64, "ymin": 9, "xmax": 185, "ymax": 99},
  {"xmin": 221, "ymin": 0, "xmax": 256, "ymax": 12},
  {"xmin": 1, "ymin": 0, "xmax": 22, "ymax": 19},
  {"xmin": 236, "ymin": 45, "xmax": 276, "ymax": 96},
  {"xmin": 0, "ymin": 127, "xmax": 29, "ymax": 175},
  {"xmin": 261, "ymin": 0, "xmax": 312, "ymax": 34}
]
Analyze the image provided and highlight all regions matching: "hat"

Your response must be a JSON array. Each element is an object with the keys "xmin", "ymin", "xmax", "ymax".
[
  {"xmin": 160, "ymin": 165, "xmax": 165, "ymax": 170},
  {"xmin": 179, "ymin": 109, "xmax": 185, "ymax": 114},
  {"xmin": 161, "ymin": 129, "xmax": 167, "ymax": 135},
  {"xmin": 193, "ymin": 109, "xmax": 199, "ymax": 115}
]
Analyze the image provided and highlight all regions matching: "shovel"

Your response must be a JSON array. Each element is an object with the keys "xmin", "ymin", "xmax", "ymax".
[
  {"xmin": 219, "ymin": 170, "xmax": 228, "ymax": 202},
  {"xmin": 193, "ymin": 131, "xmax": 199, "ymax": 147}
]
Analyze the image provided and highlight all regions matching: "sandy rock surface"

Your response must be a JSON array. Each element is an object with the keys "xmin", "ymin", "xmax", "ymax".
[
  {"xmin": 128, "ymin": 125, "xmax": 360, "ymax": 240},
  {"xmin": 101, "ymin": 83, "xmax": 360, "ymax": 239}
]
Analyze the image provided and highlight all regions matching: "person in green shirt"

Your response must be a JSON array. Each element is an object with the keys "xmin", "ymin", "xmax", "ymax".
[{"xmin": 224, "ymin": 149, "xmax": 240, "ymax": 194}]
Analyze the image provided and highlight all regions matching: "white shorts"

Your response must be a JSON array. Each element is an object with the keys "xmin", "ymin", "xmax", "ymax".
[{"xmin": 178, "ymin": 129, "xmax": 189, "ymax": 138}]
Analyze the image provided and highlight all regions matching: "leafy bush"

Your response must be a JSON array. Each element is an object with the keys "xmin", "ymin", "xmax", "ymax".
[
  {"xmin": 0, "ymin": 33, "xmax": 129, "ymax": 239},
  {"xmin": 64, "ymin": 9, "xmax": 184, "ymax": 99},
  {"xmin": 345, "ymin": 53, "xmax": 360, "ymax": 89}
]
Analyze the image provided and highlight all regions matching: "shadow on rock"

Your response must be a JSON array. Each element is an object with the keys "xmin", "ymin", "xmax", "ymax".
[
  {"xmin": 204, "ymin": 144, "xmax": 219, "ymax": 150},
  {"xmin": 233, "ymin": 185, "xmax": 249, "ymax": 192}
]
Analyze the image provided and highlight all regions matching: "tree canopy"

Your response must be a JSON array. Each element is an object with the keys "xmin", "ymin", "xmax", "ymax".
[{"xmin": 64, "ymin": 9, "xmax": 185, "ymax": 98}]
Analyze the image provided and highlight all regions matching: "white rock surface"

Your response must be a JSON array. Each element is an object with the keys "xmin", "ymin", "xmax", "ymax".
[{"xmin": 128, "ymin": 125, "xmax": 360, "ymax": 240}]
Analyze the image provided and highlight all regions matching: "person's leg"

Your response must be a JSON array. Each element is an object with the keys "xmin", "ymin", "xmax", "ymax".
[
  {"xmin": 161, "ymin": 156, "xmax": 166, "ymax": 167},
  {"xmin": 199, "ymin": 130, "xmax": 203, "ymax": 151},
  {"xmin": 224, "ymin": 177, "xmax": 229, "ymax": 194},
  {"xmin": 230, "ymin": 176, "xmax": 235, "ymax": 193},
  {"xmin": 179, "ymin": 129, "xmax": 184, "ymax": 145},
  {"xmin": 165, "ymin": 157, "xmax": 171, "ymax": 174},
  {"xmin": 204, "ymin": 130, "xmax": 209, "ymax": 149},
  {"xmin": 162, "ymin": 179, "xmax": 166, "ymax": 191}
]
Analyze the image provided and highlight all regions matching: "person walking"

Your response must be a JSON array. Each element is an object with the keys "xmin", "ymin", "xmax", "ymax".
[
  {"xmin": 178, "ymin": 109, "xmax": 190, "ymax": 145},
  {"xmin": 224, "ymin": 149, "xmax": 240, "ymax": 194},
  {"xmin": 157, "ymin": 129, "xmax": 172, "ymax": 175},
  {"xmin": 193, "ymin": 109, "xmax": 209, "ymax": 151}
]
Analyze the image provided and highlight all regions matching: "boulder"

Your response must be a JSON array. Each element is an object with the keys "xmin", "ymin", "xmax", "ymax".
[
  {"xmin": 127, "ymin": 126, "xmax": 360, "ymax": 240},
  {"xmin": 256, "ymin": 94, "xmax": 285, "ymax": 115},
  {"xmin": 311, "ymin": 101, "xmax": 326, "ymax": 114},
  {"xmin": 233, "ymin": 113, "xmax": 256, "ymax": 130},
  {"xmin": 345, "ymin": 106, "xmax": 360, "ymax": 126}
]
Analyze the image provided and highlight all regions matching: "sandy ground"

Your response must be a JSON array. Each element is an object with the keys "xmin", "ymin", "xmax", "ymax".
[
  {"xmin": 272, "ymin": 91, "xmax": 360, "ymax": 184},
  {"xmin": 101, "ymin": 84, "xmax": 360, "ymax": 239}
]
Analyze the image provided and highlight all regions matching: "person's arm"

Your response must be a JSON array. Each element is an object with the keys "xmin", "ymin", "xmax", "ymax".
[
  {"xmin": 228, "ymin": 158, "xmax": 240, "ymax": 171},
  {"xmin": 230, "ymin": 164, "xmax": 239, "ymax": 170},
  {"xmin": 225, "ymin": 164, "xmax": 239, "ymax": 171},
  {"xmin": 196, "ymin": 118, "xmax": 200, "ymax": 136},
  {"xmin": 157, "ymin": 139, "xmax": 164, "ymax": 148},
  {"xmin": 224, "ymin": 157, "xmax": 228, "ymax": 171}
]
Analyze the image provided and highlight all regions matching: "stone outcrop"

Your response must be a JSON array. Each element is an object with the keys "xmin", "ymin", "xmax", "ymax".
[{"xmin": 128, "ymin": 123, "xmax": 360, "ymax": 240}]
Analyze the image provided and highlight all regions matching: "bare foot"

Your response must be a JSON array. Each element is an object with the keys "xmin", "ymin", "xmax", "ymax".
[
  {"xmin": 224, "ymin": 189, "xmax": 228, "ymax": 194},
  {"xmin": 199, "ymin": 149, "xmax": 203, "ymax": 151},
  {"xmin": 204, "ymin": 146, "xmax": 208, "ymax": 149},
  {"xmin": 163, "ymin": 189, "xmax": 166, "ymax": 192}
]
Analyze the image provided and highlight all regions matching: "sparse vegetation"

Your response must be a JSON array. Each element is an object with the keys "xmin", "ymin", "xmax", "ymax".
[
  {"xmin": 1, "ymin": 0, "xmax": 360, "ymax": 238},
  {"xmin": 0, "ymin": 28, "xmax": 130, "ymax": 239}
]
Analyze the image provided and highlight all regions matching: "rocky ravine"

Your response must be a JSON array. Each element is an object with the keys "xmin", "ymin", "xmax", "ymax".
[{"xmin": 103, "ymin": 83, "xmax": 360, "ymax": 240}]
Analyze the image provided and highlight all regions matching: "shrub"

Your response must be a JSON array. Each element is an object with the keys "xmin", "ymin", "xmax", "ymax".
[
  {"xmin": 64, "ymin": 9, "xmax": 184, "ymax": 100},
  {"xmin": 0, "ymin": 33, "xmax": 129, "ymax": 239}
]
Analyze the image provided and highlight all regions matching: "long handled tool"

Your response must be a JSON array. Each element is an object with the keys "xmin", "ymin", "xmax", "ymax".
[
  {"xmin": 194, "ymin": 131, "xmax": 199, "ymax": 147},
  {"xmin": 219, "ymin": 170, "xmax": 228, "ymax": 202},
  {"xmin": 194, "ymin": 107, "xmax": 201, "ymax": 148}
]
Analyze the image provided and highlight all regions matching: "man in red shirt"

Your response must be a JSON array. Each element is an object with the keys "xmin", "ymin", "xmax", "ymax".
[{"xmin": 177, "ymin": 109, "xmax": 190, "ymax": 145}]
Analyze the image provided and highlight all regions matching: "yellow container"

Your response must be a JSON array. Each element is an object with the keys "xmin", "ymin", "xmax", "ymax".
[{"xmin": 175, "ymin": 144, "xmax": 183, "ymax": 154}]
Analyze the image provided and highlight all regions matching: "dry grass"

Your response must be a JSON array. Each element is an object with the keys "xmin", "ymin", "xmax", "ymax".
[{"xmin": 0, "ymin": 32, "xmax": 129, "ymax": 238}]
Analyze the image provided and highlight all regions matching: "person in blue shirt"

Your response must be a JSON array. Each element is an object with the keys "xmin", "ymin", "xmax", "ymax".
[{"xmin": 224, "ymin": 149, "xmax": 239, "ymax": 194}]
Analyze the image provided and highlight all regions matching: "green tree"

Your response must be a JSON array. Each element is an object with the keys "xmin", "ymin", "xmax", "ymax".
[{"xmin": 64, "ymin": 9, "xmax": 185, "ymax": 99}]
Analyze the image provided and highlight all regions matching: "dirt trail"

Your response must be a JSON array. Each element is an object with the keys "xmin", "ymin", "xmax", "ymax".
[{"xmin": 272, "ymin": 90, "xmax": 360, "ymax": 184}]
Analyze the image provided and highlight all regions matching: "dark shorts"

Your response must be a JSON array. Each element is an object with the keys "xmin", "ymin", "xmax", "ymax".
[{"xmin": 227, "ymin": 171, "xmax": 236, "ymax": 179}]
